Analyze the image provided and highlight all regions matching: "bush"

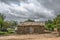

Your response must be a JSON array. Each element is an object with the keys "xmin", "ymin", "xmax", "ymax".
[
  {"xmin": 45, "ymin": 24, "xmax": 54, "ymax": 31},
  {"xmin": 0, "ymin": 31, "xmax": 5, "ymax": 35},
  {"xmin": 7, "ymin": 28, "xmax": 15, "ymax": 34},
  {"xmin": 0, "ymin": 31, "xmax": 8, "ymax": 35},
  {"xmin": 0, "ymin": 28, "xmax": 15, "ymax": 35}
]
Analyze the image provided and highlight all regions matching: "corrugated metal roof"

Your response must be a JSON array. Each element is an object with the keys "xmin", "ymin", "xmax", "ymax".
[{"xmin": 18, "ymin": 22, "xmax": 45, "ymax": 26}]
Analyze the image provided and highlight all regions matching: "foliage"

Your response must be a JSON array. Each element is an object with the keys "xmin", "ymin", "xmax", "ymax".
[
  {"xmin": 45, "ymin": 20, "xmax": 53, "ymax": 24},
  {"xmin": 53, "ymin": 15, "xmax": 60, "ymax": 36},
  {"xmin": 7, "ymin": 28, "xmax": 15, "ymax": 34},
  {"xmin": 45, "ymin": 20, "xmax": 54, "ymax": 31},
  {"xmin": 3, "ymin": 21, "xmax": 11, "ymax": 28},
  {"xmin": 45, "ymin": 15, "xmax": 60, "ymax": 31},
  {"xmin": 0, "ymin": 31, "xmax": 10, "ymax": 35},
  {"xmin": 10, "ymin": 20, "xmax": 17, "ymax": 26},
  {"xmin": 0, "ymin": 28, "xmax": 15, "ymax": 35},
  {"xmin": 0, "ymin": 13, "xmax": 5, "ymax": 29},
  {"xmin": 54, "ymin": 15, "xmax": 60, "ymax": 28},
  {"xmin": 0, "ymin": 13, "xmax": 17, "ymax": 35},
  {"xmin": 46, "ymin": 24, "xmax": 54, "ymax": 31},
  {"xmin": 25, "ymin": 19, "xmax": 35, "ymax": 22},
  {"xmin": 0, "ymin": 13, "xmax": 5, "ymax": 20}
]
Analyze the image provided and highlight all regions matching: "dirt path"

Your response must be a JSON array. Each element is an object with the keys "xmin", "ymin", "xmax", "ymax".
[{"xmin": 0, "ymin": 34, "xmax": 60, "ymax": 40}]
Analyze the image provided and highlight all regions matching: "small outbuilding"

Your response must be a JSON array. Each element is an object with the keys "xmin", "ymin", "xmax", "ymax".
[{"xmin": 16, "ymin": 22, "xmax": 45, "ymax": 34}]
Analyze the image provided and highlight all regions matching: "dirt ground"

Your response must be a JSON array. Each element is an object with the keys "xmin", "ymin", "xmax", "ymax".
[{"xmin": 0, "ymin": 33, "xmax": 60, "ymax": 40}]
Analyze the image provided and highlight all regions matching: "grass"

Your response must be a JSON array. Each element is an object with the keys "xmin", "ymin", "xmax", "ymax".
[
  {"xmin": 0, "ymin": 31, "xmax": 8, "ymax": 35},
  {"xmin": 0, "ymin": 28, "xmax": 15, "ymax": 35}
]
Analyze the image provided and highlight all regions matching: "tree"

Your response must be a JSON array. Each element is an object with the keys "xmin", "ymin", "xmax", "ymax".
[
  {"xmin": 9, "ymin": 20, "xmax": 17, "ymax": 26},
  {"xmin": 54, "ymin": 15, "xmax": 60, "ymax": 36},
  {"xmin": 45, "ymin": 20, "xmax": 54, "ymax": 31},
  {"xmin": 0, "ymin": 13, "xmax": 5, "ymax": 29},
  {"xmin": 0, "ymin": 13, "xmax": 17, "ymax": 32},
  {"xmin": 25, "ymin": 19, "xmax": 35, "ymax": 22},
  {"xmin": 3, "ymin": 21, "xmax": 11, "ymax": 28}
]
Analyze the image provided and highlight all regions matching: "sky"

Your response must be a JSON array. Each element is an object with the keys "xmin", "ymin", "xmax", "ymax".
[{"xmin": 0, "ymin": 0, "xmax": 60, "ymax": 22}]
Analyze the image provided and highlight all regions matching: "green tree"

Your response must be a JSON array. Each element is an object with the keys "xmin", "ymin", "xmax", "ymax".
[
  {"xmin": 0, "ymin": 13, "xmax": 5, "ymax": 29},
  {"xmin": 54, "ymin": 15, "xmax": 60, "ymax": 36},
  {"xmin": 11, "ymin": 21, "xmax": 17, "ymax": 26},
  {"xmin": 25, "ymin": 19, "xmax": 35, "ymax": 22},
  {"xmin": 3, "ymin": 21, "xmax": 11, "ymax": 28},
  {"xmin": 45, "ymin": 20, "xmax": 54, "ymax": 31},
  {"xmin": 46, "ymin": 24, "xmax": 54, "ymax": 31}
]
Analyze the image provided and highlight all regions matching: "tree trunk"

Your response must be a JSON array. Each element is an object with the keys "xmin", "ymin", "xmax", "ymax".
[{"xmin": 0, "ymin": 24, "xmax": 3, "ymax": 30}]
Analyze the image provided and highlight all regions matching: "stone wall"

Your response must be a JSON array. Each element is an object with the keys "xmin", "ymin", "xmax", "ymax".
[{"xmin": 17, "ymin": 25, "xmax": 45, "ymax": 34}]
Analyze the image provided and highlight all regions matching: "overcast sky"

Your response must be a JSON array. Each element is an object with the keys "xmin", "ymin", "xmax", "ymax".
[{"xmin": 0, "ymin": 0, "xmax": 60, "ymax": 22}]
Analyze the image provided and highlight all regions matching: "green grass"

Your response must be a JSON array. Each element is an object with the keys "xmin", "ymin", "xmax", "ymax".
[
  {"xmin": 0, "ymin": 28, "xmax": 15, "ymax": 35},
  {"xmin": 0, "ymin": 31, "xmax": 8, "ymax": 35},
  {"xmin": 7, "ymin": 28, "xmax": 15, "ymax": 34}
]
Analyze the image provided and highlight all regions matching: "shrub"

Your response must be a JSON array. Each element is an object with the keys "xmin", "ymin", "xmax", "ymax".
[
  {"xmin": 0, "ymin": 31, "xmax": 8, "ymax": 35},
  {"xmin": 7, "ymin": 28, "xmax": 15, "ymax": 34}
]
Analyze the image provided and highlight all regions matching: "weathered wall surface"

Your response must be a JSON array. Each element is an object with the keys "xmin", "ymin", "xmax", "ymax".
[{"xmin": 17, "ymin": 25, "xmax": 45, "ymax": 34}]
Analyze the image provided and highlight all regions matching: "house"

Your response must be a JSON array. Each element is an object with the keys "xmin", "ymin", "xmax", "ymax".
[{"xmin": 16, "ymin": 22, "xmax": 45, "ymax": 34}]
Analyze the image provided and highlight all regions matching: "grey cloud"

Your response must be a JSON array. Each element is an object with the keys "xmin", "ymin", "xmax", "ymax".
[
  {"xmin": 0, "ymin": 0, "xmax": 20, "ymax": 4},
  {"xmin": 40, "ymin": 0, "xmax": 60, "ymax": 15},
  {"xmin": 0, "ymin": 0, "xmax": 59, "ymax": 22}
]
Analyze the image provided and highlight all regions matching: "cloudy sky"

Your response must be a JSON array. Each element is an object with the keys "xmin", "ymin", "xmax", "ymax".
[{"xmin": 0, "ymin": 0, "xmax": 60, "ymax": 22}]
